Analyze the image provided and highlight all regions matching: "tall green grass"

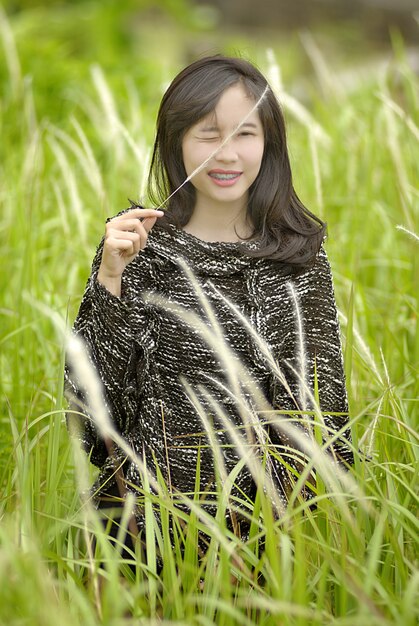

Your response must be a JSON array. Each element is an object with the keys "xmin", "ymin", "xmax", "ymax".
[{"xmin": 0, "ymin": 6, "xmax": 418, "ymax": 625}]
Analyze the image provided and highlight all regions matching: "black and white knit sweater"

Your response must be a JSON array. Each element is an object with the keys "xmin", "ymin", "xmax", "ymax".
[{"xmin": 65, "ymin": 220, "xmax": 353, "ymax": 516}]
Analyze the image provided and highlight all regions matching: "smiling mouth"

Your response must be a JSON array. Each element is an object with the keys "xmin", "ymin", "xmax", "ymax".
[
  {"xmin": 208, "ymin": 170, "xmax": 242, "ymax": 186},
  {"xmin": 208, "ymin": 170, "xmax": 242, "ymax": 182}
]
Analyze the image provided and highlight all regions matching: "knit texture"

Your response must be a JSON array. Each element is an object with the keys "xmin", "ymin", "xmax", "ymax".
[{"xmin": 65, "ymin": 220, "xmax": 353, "ymax": 522}]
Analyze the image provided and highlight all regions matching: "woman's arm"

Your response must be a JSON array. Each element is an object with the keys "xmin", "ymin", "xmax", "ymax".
[
  {"xmin": 64, "ymin": 239, "xmax": 136, "ymax": 466},
  {"xmin": 65, "ymin": 208, "xmax": 164, "ymax": 466}
]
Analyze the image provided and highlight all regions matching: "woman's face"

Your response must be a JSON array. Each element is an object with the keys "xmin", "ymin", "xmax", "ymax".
[{"xmin": 181, "ymin": 83, "xmax": 265, "ymax": 215}]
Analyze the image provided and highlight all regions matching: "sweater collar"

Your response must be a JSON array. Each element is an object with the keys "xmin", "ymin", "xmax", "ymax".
[{"xmin": 147, "ymin": 222, "xmax": 261, "ymax": 276}]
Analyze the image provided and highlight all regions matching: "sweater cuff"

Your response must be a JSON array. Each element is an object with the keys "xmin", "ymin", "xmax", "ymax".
[{"xmin": 90, "ymin": 272, "xmax": 132, "ymax": 332}]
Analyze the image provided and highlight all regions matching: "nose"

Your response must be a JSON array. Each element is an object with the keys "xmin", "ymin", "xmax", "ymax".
[{"xmin": 214, "ymin": 139, "xmax": 238, "ymax": 163}]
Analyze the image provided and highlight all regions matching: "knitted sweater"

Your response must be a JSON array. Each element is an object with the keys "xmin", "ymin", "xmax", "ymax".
[{"xmin": 65, "ymin": 220, "xmax": 352, "ymax": 515}]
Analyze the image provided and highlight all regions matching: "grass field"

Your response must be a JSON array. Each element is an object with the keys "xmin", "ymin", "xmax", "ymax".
[{"xmin": 0, "ymin": 3, "xmax": 418, "ymax": 625}]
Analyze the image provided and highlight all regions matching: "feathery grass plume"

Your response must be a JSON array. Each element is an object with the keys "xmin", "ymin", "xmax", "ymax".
[
  {"xmin": 378, "ymin": 92, "xmax": 419, "ymax": 142},
  {"xmin": 65, "ymin": 333, "xmax": 261, "ymax": 567},
  {"xmin": 181, "ymin": 381, "xmax": 230, "ymax": 496},
  {"xmin": 21, "ymin": 91, "xmax": 41, "ymax": 187},
  {"xmin": 269, "ymin": 408, "xmax": 366, "ymax": 523},
  {"xmin": 178, "ymin": 261, "xmax": 273, "ymax": 434},
  {"xmin": 359, "ymin": 396, "xmax": 383, "ymax": 460},
  {"xmin": 166, "ymin": 394, "xmax": 256, "ymax": 578},
  {"xmin": 208, "ymin": 282, "xmax": 297, "ymax": 403},
  {"xmin": 67, "ymin": 433, "xmax": 106, "ymax": 619},
  {"xmin": 33, "ymin": 307, "xmax": 142, "ymax": 598},
  {"xmin": 268, "ymin": 351, "xmax": 368, "ymax": 520},
  {"xmin": 266, "ymin": 46, "xmax": 327, "ymax": 213},
  {"xmin": 138, "ymin": 145, "xmax": 152, "ymax": 200},
  {"xmin": 396, "ymin": 224, "xmax": 419, "ymax": 242},
  {"xmin": 146, "ymin": 288, "xmax": 287, "ymax": 518},
  {"xmin": 48, "ymin": 121, "xmax": 105, "ymax": 203},
  {"xmin": 379, "ymin": 347, "xmax": 392, "ymax": 392},
  {"xmin": 0, "ymin": 5, "xmax": 22, "ymax": 99},
  {"xmin": 286, "ymin": 282, "xmax": 309, "ymax": 415},
  {"xmin": 175, "ymin": 258, "xmax": 285, "ymax": 435},
  {"xmin": 206, "ymin": 283, "xmax": 361, "ymax": 492},
  {"xmin": 113, "ymin": 115, "xmax": 151, "ymax": 169},
  {"xmin": 65, "ymin": 334, "xmax": 162, "ymax": 499},
  {"xmin": 186, "ymin": 378, "xmax": 285, "ymax": 520},
  {"xmin": 201, "ymin": 383, "xmax": 287, "ymax": 516},
  {"xmin": 379, "ymin": 82, "xmax": 415, "ymax": 230},
  {"xmin": 144, "ymin": 278, "xmax": 276, "ymax": 447},
  {"xmin": 90, "ymin": 64, "xmax": 124, "ymax": 162},
  {"xmin": 53, "ymin": 179, "xmax": 71, "ymax": 238},
  {"xmin": 83, "ymin": 67, "xmax": 151, "ymax": 204},
  {"xmin": 145, "ymin": 265, "xmax": 368, "ymax": 528},
  {"xmin": 66, "ymin": 334, "xmax": 171, "ymax": 578},
  {"xmin": 299, "ymin": 31, "xmax": 344, "ymax": 101},
  {"xmin": 265, "ymin": 48, "xmax": 331, "ymax": 148},
  {"xmin": 47, "ymin": 136, "xmax": 88, "ymax": 247},
  {"xmin": 308, "ymin": 127, "xmax": 324, "ymax": 215},
  {"xmin": 196, "ymin": 369, "xmax": 284, "ymax": 462},
  {"xmin": 338, "ymin": 309, "xmax": 384, "ymax": 386}
]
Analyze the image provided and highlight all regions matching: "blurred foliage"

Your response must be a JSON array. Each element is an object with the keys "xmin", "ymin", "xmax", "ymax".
[
  {"xmin": 0, "ymin": 5, "xmax": 417, "ymax": 623},
  {"xmin": 0, "ymin": 1, "xmax": 198, "ymax": 116},
  {"xmin": 1, "ymin": 0, "xmax": 401, "ymax": 129}
]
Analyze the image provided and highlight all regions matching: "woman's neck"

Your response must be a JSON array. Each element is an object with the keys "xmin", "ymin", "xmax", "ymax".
[{"xmin": 183, "ymin": 201, "xmax": 253, "ymax": 243}]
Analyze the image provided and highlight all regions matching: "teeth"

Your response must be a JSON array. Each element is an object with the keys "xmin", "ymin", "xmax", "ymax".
[{"xmin": 210, "ymin": 173, "xmax": 239, "ymax": 180}]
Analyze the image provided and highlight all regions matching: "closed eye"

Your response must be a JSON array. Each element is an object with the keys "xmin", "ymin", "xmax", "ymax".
[{"xmin": 197, "ymin": 136, "xmax": 220, "ymax": 141}]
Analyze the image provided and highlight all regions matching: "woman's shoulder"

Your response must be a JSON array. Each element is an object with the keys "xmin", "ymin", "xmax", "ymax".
[
  {"xmin": 255, "ymin": 245, "xmax": 332, "ymax": 299},
  {"xmin": 289, "ymin": 244, "xmax": 332, "ymax": 282}
]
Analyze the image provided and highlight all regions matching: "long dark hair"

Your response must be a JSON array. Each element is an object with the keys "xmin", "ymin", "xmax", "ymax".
[{"xmin": 147, "ymin": 55, "xmax": 326, "ymax": 266}]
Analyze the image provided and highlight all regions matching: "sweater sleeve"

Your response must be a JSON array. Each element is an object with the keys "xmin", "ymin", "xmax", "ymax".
[
  {"xmin": 270, "ymin": 248, "xmax": 353, "ymax": 466},
  {"xmin": 64, "ymin": 239, "xmax": 137, "ymax": 467}
]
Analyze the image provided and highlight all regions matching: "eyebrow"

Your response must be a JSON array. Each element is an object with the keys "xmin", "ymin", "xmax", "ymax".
[{"xmin": 199, "ymin": 122, "xmax": 259, "ymax": 132}]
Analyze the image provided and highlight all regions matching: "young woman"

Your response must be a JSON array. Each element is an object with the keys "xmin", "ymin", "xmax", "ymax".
[{"xmin": 66, "ymin": 55, "xmax": 353, "ymax": 553}]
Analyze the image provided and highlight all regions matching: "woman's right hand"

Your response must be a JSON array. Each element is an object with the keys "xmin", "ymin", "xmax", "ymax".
[{"xmin": 97, "ymin": 208, "xmax": 164, "ymax": 296}]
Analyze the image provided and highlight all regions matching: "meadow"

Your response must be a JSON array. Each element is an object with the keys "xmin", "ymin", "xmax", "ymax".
[{"xmin": 0, "ymin": 3, "xmax": 418, "ymax": 625}]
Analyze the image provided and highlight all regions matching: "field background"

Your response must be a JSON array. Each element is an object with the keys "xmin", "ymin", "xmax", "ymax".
[{"xmin": 0, "ymin": 1, "xmax": 418, "ymax": 624}]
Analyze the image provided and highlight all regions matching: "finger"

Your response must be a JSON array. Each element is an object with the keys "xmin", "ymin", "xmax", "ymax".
[
  {"xmin": 106, "ymin": 221, "xmax": 144, "ymax": 235},
  {"xmin": 104, "ymin": 209, "xmax": 162, "ymax": 256},
  {"xmin": 105, "ymin": 230, "xmax": 142, "ymax": 256},
  {"xmin": 135, "ymin": 219, "xmax": 155, "ymax": 250},
  {"xmin": 108, "ymin": 211, "xmax": 163, "ymax": 237},
  {"xmin": 107, "ymin": 222, "xmax": 150, "ymax": 252},
  {"xmin": 107, "ymin": 228, "xmax": 140, "ymax": 240},
  {"xmin": 113, "ymin": 208, "xmax": 164, "ymax": 223},
  {"xmin": 105, "ymin": 237, "xmax": 137, "ymax": 257},
  {"xmin": 141, "ymin": 216, "xmax": 158, "ymax": 235},
  {"xmin": 105, "ymin": 221, "xmax": 145, "ymax": 257}
]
